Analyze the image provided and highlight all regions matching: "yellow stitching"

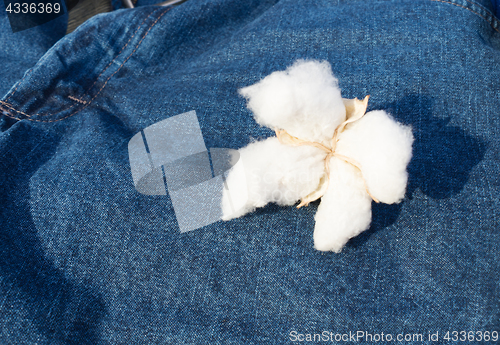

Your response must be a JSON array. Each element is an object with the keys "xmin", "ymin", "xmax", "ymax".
[
  {"xmin": 0, "ymin": 101, "xmax": 31, "ymax": 117},
  {"xmin": 68, "ymin": 95, "xmax": 88, "ymax": 104},
  {"xmin": 27, "ymin": 8, "xmax": 172, "ymax": 123},
  {"xmin": 0, "ymin": 7, "xmax": 165, "ymax": 121}
]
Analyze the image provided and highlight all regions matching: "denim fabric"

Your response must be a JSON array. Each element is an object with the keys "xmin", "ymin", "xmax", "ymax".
[
  {"xmin": 1, "ymin": 0, "xmax": 499, "ymax": 344},
  {"xmin": 492, "ymin": 0, "xmax": 500, "ymax": 15}
]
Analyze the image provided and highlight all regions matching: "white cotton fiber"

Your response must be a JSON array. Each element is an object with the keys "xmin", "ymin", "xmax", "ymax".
[
  {"xmin": 222, "ymin": 59, "xmax": 413, "ymax": 253},
  {"xmin": 314, "ymin": 159, "xmax": 372, "ymax": 253},
  {"xmin": 222, "ymin": 137, "xmax": 327, "ymax": 220},
  {"xmin": 239, "ymin": 60, "xmax": 346, "ymax": 145},
  {"xmin": 335, "ymin": 110, "xmax": 414, "ymax": 204}
]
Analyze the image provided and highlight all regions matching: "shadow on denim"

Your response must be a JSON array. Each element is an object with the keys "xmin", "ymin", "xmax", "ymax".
[
  {"xmin": 348, "ymin": 94, "xmax": 487, "ymax": 249},
  {"xmin": 0, "ymin": 125, "xmax": 105, "ymax": 344}
]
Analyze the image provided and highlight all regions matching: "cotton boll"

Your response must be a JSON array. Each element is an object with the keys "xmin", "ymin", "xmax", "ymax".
[
  {"xmin": 239, "ymin": 60, "xmax": 346, "ymax": 145},
  {"xmin": 335, "ymin": 110, "xmax": 414, "ymax": 204},
  {"xmin": 314, "ymin": 158, "xmax": 372, "ymax": 252},
  {"xmin": 226, "ymin": 60, "xmax": 414, "ymax": 252},
  {"xmin": 222, "ymin": 137, "xmax": 327, "ymax": 220}
]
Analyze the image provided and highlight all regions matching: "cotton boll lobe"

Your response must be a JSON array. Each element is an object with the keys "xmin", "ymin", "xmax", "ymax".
[
  {"xmin": 239, "ymin": 60, "xmax": 346, "ymax": 145},
  {"xmin": 221, "ymin": 137, "xmax": 327, "ymax": 220},
  {"xmin": 335, "ymin": 110, "xmax": 414, "ymax": 204},
  {"xmin": 313, "ymin": 159, "xmax": 372, "ymax": 252}
]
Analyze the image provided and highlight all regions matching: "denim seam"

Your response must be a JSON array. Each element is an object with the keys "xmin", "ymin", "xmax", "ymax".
[
  {"xmin": 463, "ymin": 0, "xmax": 499, "ymax": 19},
  {"xmin": 431, "ymin": 0, "xmax": 500, "ymax": 33},
  {"xmin": 0, "ymin": 101, "xmax": 31, "ymax": 118},
  {"xmin": 32, "ymin": 8, "xmax": 161, "ymax": 118},
  {"xmin": 0, "ymin": 8, "xmax": 153, "ymax": 121},
  {"xmin": 67, "ymin": 95, "xmax": 88, "ymax": 105},
  {"xmin": 0, "ymin": 7, "xmax": 171, "ymax": 123},
  {"xmin": 83, "ymin": 8, "xmax": 163, "ymax": 100},
  {"xmin": 0, "ymin": 8, "xmax": 161, "ymax": 120},
  {"xmin": 4, "ymin": 22, "xmax": 68, "ymax": 102}
]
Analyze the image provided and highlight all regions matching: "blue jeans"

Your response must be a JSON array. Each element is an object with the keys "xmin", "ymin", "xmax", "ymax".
[{"xmin": 1, "ymin": 0, "xmax": 499, "ymax": 343}]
